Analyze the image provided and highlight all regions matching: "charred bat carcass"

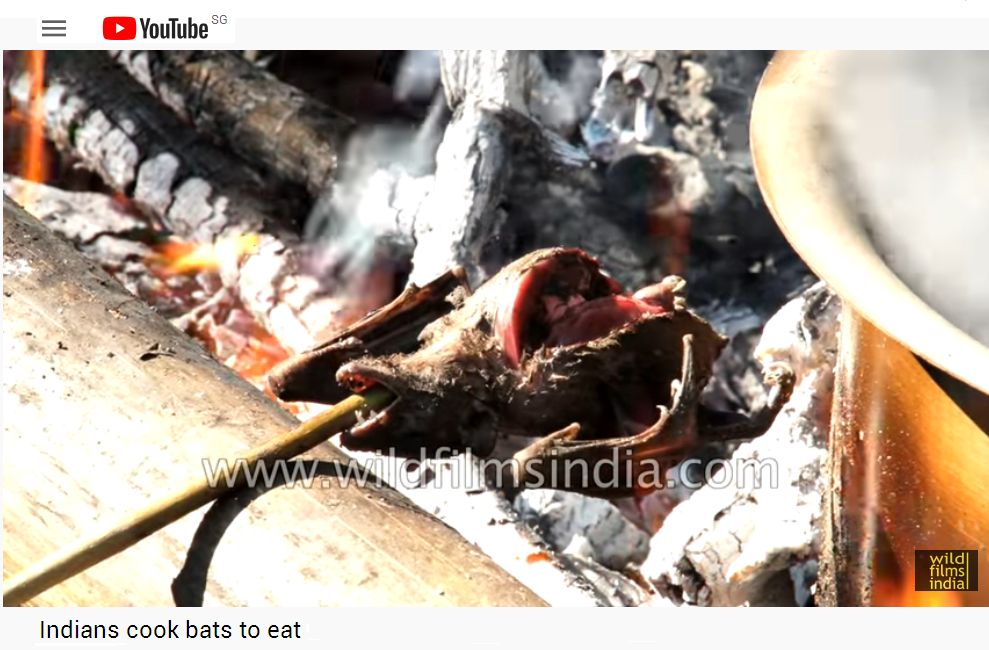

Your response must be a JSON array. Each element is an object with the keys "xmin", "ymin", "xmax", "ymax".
[{"xmin": 268, "ymin": 248, "xmax": 794, "ymax": 496}]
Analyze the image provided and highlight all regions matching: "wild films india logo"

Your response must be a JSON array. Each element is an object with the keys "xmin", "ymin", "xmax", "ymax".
[{"xmin": 914, "ymin": 550, "xmax": 979, "ymax": 592}]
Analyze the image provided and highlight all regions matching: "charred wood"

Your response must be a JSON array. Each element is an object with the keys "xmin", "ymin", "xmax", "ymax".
[
  {"xmin": 110, "ymin": 50, "xmax": 355, "ymax": 197},
  {"xmin": 7, "ymin": 51, "xmax": 355, "ymax": 352},
  {"xmin": 403, "ymin": 50, "xmax": 661, "ymax": 289},
  {"xmin": 7, "ymin": 50, "xmax": 299, "ymax": 237},
  {"xmin": 3, "ymin": 175, "xmax": 185, "ymax": 317}
]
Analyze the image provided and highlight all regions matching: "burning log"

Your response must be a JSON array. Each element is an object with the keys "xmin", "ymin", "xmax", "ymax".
[
  {"xmin": 7, "ymin": 51, "xmax": 365, "ymax": 353},
  {"xmin": 109, "ymin": 50, "xmax": 355, "ymax": 196},
  {"xmin": 400, "ymin": 50, "xmax": 664, "ymax": 289},
  {"xmin": 3, "ymin": 175, "xmax": 155, "ymax": 286},
  {"xmin": 513, "ymin": 489, "xmax": 651, "ymax": 571},
  {"xmin": 7, "ymin": 51, "xmax": 293, "ymax": 236},
  {"xmin": 2, "ymin": 175, "xmax": 291, "ymax": 384},
  {"xmin": 2, "ymin": 195, "xmax": 543, "ymax": 606}
]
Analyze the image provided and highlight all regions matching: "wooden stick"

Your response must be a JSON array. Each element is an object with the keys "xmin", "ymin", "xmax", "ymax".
[{"xmin": 3, "ymin": 387, "xmax": 392, "ymax": 607}]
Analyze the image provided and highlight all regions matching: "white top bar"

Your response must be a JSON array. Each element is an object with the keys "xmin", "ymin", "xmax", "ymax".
[
  {"xmin": 4, "ymin": 0, "xmax": 989, "ymax": 19},
  {"xmin": 5, "ymin": 16, "xmax": 989, "ymax": 49}
]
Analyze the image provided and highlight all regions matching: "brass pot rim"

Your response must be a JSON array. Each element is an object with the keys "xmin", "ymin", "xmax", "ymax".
[{"xmin": 750, "ymin": 50, "xmax": 989, "ymax": 396}]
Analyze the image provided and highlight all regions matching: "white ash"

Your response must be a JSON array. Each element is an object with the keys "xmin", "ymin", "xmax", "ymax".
[
  {"xmin": 513, "ymin": 489, "xmax": 650, "ymax": 571},
  {"xmin": 641, "ymin": 283, "xmax": 839, "ymax": 606},
  {"xmin": 753, "ymin": 283, "xmax": 841, "ymax": 379},
  {"xmin": 409, "ymin": 50, "xmax": 658, "ymax": 289},
  {"xmin": 528, "ymin": 52, "xmax": 601, "ymax": 137},
  {"xmin": 627, "ymin": 462, "xmax": 710, "ymax": 536},
  {"xmin": 440, "ymin": 50, "xmax": 531, "ymax": 112},
  {"xmin": 584, "ymin": 50, "xmax": 766, "ymax": 213},
  {"xmin": 581, "ymin": 50, "xmax": 810, "ymax": 314},
  {"xmin": 3, "ymin": 175, "xmax": 164, "ymax": 302},
  {"xmin": 406, "ymin": 50, "xmax": 534, "ymax": 287},
  {"xmin": 4, "ymin": 175, "xmax": 148, "ymax": 245},
  {"xmin": 2, "ymin": 257, "xmax": 33, "ymax": 278},
  {"xmin": 333, "ymin": 444, "xmax": 645, "ymax": 606},
  {"xmin": 560, "ymin": 553, "xmax": 649, "ymax": 606}
]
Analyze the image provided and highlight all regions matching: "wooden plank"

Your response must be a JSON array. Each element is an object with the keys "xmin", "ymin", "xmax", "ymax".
[{"xmin": 1, "ymin": 195, "xmax": 544, "ymax": 607}]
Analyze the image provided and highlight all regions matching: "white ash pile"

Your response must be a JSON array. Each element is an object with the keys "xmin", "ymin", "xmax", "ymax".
[
  {"xmin": 335, "ymin": 448, "xmax": 649, "ymax": 606},
  {"xmin": 513, "ymin": 489, "xmax": 649, "ymax": 571}
]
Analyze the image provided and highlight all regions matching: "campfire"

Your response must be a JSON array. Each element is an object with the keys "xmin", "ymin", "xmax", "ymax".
[{"xmin": 6, "ymin": 50, "xmax": 980, "ymax": 607}]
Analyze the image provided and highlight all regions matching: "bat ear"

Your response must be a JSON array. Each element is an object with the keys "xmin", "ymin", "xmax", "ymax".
[
  {"xmin": 494, "ymin": 249, "xmax": 623, "ymax": 368},
  {"xmin": 495, "ymin": 263, "xmax": 545, "ymax": 369}
]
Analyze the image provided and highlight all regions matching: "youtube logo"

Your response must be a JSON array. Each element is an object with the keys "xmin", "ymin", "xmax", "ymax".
[
  {"xmin": 103, "ymin": 16, "xmax": 136, "ymax": 40},
  {"xmin": 100, "ymin": 16, "xmax": 211, "ymax": 40}
]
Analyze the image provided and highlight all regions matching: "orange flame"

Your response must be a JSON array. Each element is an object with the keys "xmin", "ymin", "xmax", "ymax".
[
  {"xmin": 873, "ymin": 573, "xmax": 963, "ymax": 607},
  {"xmin": 16, "ymin": 50, "xmax": 49, "ymax": 206},
  {"xmin": 23, "ymin": 50, "xmax": 48, "ymax": 183},
  {"xmin": 151, "ymin": 233, "xmax": 261, "ymax": 274}
]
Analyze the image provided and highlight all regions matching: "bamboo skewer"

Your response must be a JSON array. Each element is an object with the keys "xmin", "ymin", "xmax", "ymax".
[{"xmin": 3, "ymin": 387, "xmax": 393, "ymax": 606}]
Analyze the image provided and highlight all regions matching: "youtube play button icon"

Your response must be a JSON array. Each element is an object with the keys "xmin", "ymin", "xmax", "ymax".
[{"xmin": 103, "ymin": 16, "xmax": 136, "ymax": 40}]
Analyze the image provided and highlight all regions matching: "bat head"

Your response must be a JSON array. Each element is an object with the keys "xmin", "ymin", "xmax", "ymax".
[{"xmin": 331, "ymin": 248, "xmax": 724, "ymax": 457}]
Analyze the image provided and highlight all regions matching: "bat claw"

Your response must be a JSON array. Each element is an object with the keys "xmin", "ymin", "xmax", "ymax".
[{"xmin": 503, "ymin": 335, "xmax": 703, "ymax": 498}]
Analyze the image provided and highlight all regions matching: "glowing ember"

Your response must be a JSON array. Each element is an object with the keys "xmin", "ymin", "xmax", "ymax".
[
  {"xmin": 150, "ymin": 233, "xmax": 261, "ymax": 275},
  {"xmin": 229, "ymin": 331, "xmax": 311, "ymax": 418},
  {"xmin": 182, "ymin": 300, "xmax": 302, "ymax": 412},
  {"xmin": 228, "ymin": 328, "xmax": 290, "ymax": 382},
  {"xmin": 649, "ymin": 212, "xmax": 690, "ymax": 276}
]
